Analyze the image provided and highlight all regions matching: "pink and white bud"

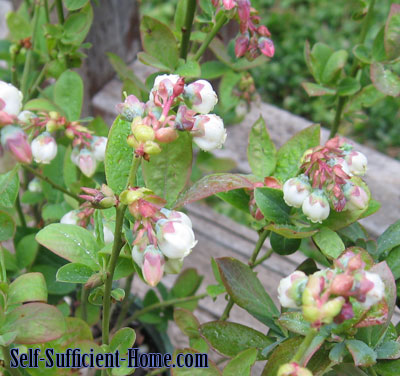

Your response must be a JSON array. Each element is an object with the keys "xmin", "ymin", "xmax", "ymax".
[
  {"xmin": 302, "ymin": 189, "xmax": 330, "ymax": 223},
  {"xmin": 74, "ymin": 149, "xmax": 97, "ymax": 177},
  {"xmin": 184, "ymin": 80, "xmax": 218, "ymax": 114},
  {"xmin": 60, "ymin": 210, "xmax": 80, "ymax": 225},
  {"xmin": 283, "ymin": 175, "xmax": 311, "ymax": 208},
  {"xmin": 277, "ymin": 271, "xmax": 308, "ymax": 308},
  {"xmin": 157, "ymin": 219, "xmax": 197, "ymax": 259},
  {"xmin": 175, "ymin": 105, "xmax": 196, "ymax": 131},
  {"xmin": 222, "ymin": 0, "xmax": 236, "ymax": 10},
  {"xmin": 344, "ymin": 184, "xmax": 369, "ymax": 211},
  {"xmin": 192, "ymin": 114, "xmax": 227, "ymax": 151},
  {"xmin": 345, "ymin": 151, "xmax": 367, "ymax": 176},
  {"xmin": 258, "ymin": 37, "xmax": 275, "ymax": 58},
  {"xmin": 160, "ymin": 208, "xmax": 193, "ymax": 228},
  {"xmin": 235, "ymin": 35, "xmax": 250, "ymax": 58},
  {"xmin": 17, "ymin": 110, "xmax": 36, "ymax": 124},
  {"xmin": 28, "ymin": 178, "xmax": 42, "ymax": 193},
  {"xmin": 91, "ymin": 136, "xmax": 107, "ymax": 162},
  {"xmin": 116, "ymin": 95, "xmax": 145, "ymax": 121},
  {"xmin": 359, "ymin": 271, "xmax": 385, "ymax": 310},
  {"xmin": 31, "ymin": 132, "xmax": 58, "ymax": 164},
  {"xmin": 1, "ymin": 125, "xmax": 32, "ymax": 164},
  {"xmin": 0, "ymin": 81, "xmax": 23, "ymax": 116},
  {"xmin": 150, "ymin": 74, "xmax": 181, "ymax": 102},
  {"xmin": 142, "ymin": 246, "xmax": 165, "ymax": 287},
  {"xmin": 155, "ymin": 127, "xmax": 178, "ymax": 143}
]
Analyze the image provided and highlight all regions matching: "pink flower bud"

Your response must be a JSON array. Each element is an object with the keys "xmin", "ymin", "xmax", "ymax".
[
  {"xmin": 173, "ymin": 77, "xmax": 185, "ymax": 97},
  {"xmin": 116, "ymin": 95, "xmax": 145, "ymax": 121},
  {"xmin": 257, "ymin": 25, "xmax": 271, "ymax": 37},
  {"xmin": 73, "ymin": 149, "xmax": 97, "ymax": 177},
  {"xmin": 0, "ymin": 111, "xmax": 15, "ymax": 126},
  {"xmin": 192, "ymin": 114, "xmax": 227, "ymax": 151},
  {"xmin": 142, "ymin": 246, "xmax": 165, "ymax": 287},
  {"xmin": 155, "ymin": 127, "xmax": 178, "ymax": 143},
  {"xmin": 277, "ymin": 271, "xmax": 308, "ymax": 308},
  {"xmin": 258, "ymin": 37, "xmax": 275, "ymax": 58},
  {"xmin": 345, "ymin": 151, "xmax": 368, "ymax": 176},
  {"xmin": 222, "ymin": 0, "xmax": 236, "ymax": 10},
  {"xmin": 1, "ymin": 125, "xmax": 32, "ymax": 164},
  {"xmin": 60, "ymin": 210, "xmax": 80, "ymax": 225},
  {"xmin": 331, "ymin": 274, "xmax": 354, "ymax": 296},
  {"xmin": 175, "ymin": 105, "xmax": 196, "ymax": 131},
  {"xmin": 149, "ymin": 74, "xmax": 181, "ymax": 102},
  {"xmin": 157, "ymin": 219, "xmax": 197, "ymax": 259},
  {"xmin": 91, "ymin": 136, "xmax": 107, "ymax": 162},
  {"xmin": 235, "ymin": 35, "xmax": 249, "ymax": 58},
  {"xmin": 283, "ymin": 175, "xmax": 311, "ymax": 208},
  {"xmin": 302, "ymin": 189, "xmax": 330, "ymax": 223},
  {"xmin": 31, "ymin": 132, "xmax": 58, "ymax": 164},
  {"xmin": 0, "ymin": 81, "xmax": 23, "ymax": 116},
  {"xmin": 184, "ymin": 80, "xmax": 218, "ymax": 114},
  {"xmin": 344, "ymin": 184, "xmax": 369, "ymax": 211}
]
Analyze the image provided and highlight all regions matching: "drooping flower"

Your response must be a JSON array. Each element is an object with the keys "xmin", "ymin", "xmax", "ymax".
[
  {"xmin": 345, "ymin": 150, "xmax": 368, "ymax": 176},
  {"xmin": 192, "ymin": 114, "xmax": 227, "ymax": 151},
  {"xmin": 302, "ymin": 189, "xmax": 330, "ymax": 223},
  {"xmin": 277, "ymin": 271, "xmax": 308, "ymax": 309},
  {"xmin": 91, "ymin": 136, "xmax": 107, "ymax": 162},
  {"xmin": 1, "ymin": 125, "xmax": 32, "ymax": 164},
  {"xmin": 0, "ymin": 81, "xmax": 23, "ymax": 116},
  {"xmin": 71, "ymin": 148, "xmax": 97, "ymax": 177},
  {"xmin": 142, "ymin": 246, "xmax": 165, "ymax": 287},
  {"xmin": 31, "ymin": 132, "xmax": 58, "ymax": 164},
  {"xmin": 184, "ymin": 80, "xmax": 218, "ymax": 114},
  {"xmin": 283, "ymin": 175, "xmax": 312, "ymax": 208},
  {"xmin": 116, "ymin": 95, "xmax": 145, "ymax": 121},
  {"xmin": 60, "ymin": 210, "xmax": 80, "ymax": 225}
]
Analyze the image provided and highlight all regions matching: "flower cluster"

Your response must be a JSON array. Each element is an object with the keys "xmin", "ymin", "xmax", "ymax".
[
  {"xmin": 283, "ymin": 137, "xmax": 369, "ymax": 223},
  {"xmin": 278, "ymin": 249, "xmax": 385, "ymax": 328},
  {"xmin": 212, "ymin": 0, "xmax": 275, "ymax": 59},
  {"xmin": 117, "ymin": 74, "xmax": 226, "ymax": 156},
  {"xmin": 0, "ymin": 80, "xmax": 107, "ymax": 177},
  {"xmin": 120, "ymin": 188, "xmax": 197, "ymax": 287}
]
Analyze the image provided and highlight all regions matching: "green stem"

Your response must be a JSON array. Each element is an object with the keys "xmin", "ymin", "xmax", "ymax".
[
  {"xmin": 22, "ymin": 164, "xmax": 83, "ymax": 203},
  {"xmin": 55, "ymin": 0, "xmax": 65, "ymax": 24},
  {"xmin": 28, "ymin": 64, "xmax": 47, "ymax": 99},
  {"xmin": 248, "ymin": 229, "xmax": 269, "ymax": 266},
  {"xmin": 220, "ymin": 229, "xmax": 271, "ymax": 321},
  {"xmin": 20, "ymin": 2, "xmax": 40, "ymax": 101},
  {"xmin": 194, "ymin": 13, "xmax": 228, "ymax": 61},
  {"xmin": 1, "ymin": 345, "xmax": 23, "ymax": 376},
  {"xmin": 80, "ymin": 287, "xmax": 88, "ymax": 322},
  {"xmin": 119, "ymin": 293, "xmax": 207, "ymax": 329},
  {"xmin": 127, "ymin": 155, "xmax": 141, "ymax": 188},
  {"xmin": 252, "ymin": 248, "xmax": 274, "ymax": 268},
  {"xmin": 180, "ymin": 0, "xmax": 197, "ymax": 60},
  {"xmin": 15, "ymin": 194, "xmax": 27, "ymax": 228},
  {"xmin": 11, "ymin": 52, "xmax": 18, "ymax": 86},
  {"xmin": 43, "ymin": 0, "xmax": 50, "ymax": 22},
  {"xmin": 369, "ymin": 367, "xmax": 378, "ymax": 376},
  {"xmin": 329, "ymin": 0, "xmax": 376, "ymax": 138},
  {"xmin": 114, "ymin": 273, "xmax": 135, "ymax": 330},
  {"xmin": 291, "ymin": 329, "xmax": 318, "ymax": 364}
]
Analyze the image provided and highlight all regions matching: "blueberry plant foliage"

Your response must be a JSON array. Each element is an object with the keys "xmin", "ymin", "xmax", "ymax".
[{"xmin": 0, "ymin": 0, "xmax": 399, "ymax": 376}]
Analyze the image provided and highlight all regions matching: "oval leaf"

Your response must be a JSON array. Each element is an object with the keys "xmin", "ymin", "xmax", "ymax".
[
  {"xmin": 222, "ymin": 348, "xmax": 257, "ymax": 376},
  {"xmin": 8, "ymin": 273, "xmax": 47, "ymax": 305},
  {"xmin": 56, "ymin": 263, "xmax": 95, "ymax": 284},
  {"xmin": 254, "ymin": 187, "xmax": 291, "ymax": 224}
]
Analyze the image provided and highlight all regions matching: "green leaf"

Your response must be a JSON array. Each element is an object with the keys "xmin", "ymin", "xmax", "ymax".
[
  {"xmin": 172, "ymin": 348, "xmax": 221, "ymax": 375},
  {"xmin": 174, "ymin": 173, "xmax": 253, "ymax": 208},
  {"xmin": 274, "ymin": 124, "xmax": 320, "ymax": 182},
  {"xmin": 387, "ymin": 246, "xmax": 400, "ymax": 279},
  {"xmin": 24, "ymin": 98, "xmax": 65, "ymax": 115},
  {"xmin": 385, "ymin": 4, "xmax": 400, "ymax": 61},
  {"xmin": 138, "ymin": 51, "xmax": 171, "ymax": 72},
  {"xmin": 353, "ymin": 44, "xmax": 371, "ymax": 64},
  {"xmin": 200, "ymin": 321, "xmax": 272, "ymax": 360},
  {"xmin": 62, "ymin": 3, "xmax": 93, "ymax": 45},
  {"xmin": 140, "ymin": 16, "xmax": 179, "ymax": 70},
  {"xmin": 302, "ymin": 82, "xmax": 336, "ymax": 96},
  {"xmin": 216, "ymin": 257, "xmax": 280, "ymax": 330},
  {"xmin": 174, "ymin": 308, "xmax": 201, "ymax": 338},
  {"xmin": 370, "ymin": 63, "xmax": 400, "ymax": 97},
  {"xmin": 309, "ymin": 43, "xmax": 334, "ymax": 83},
  {"xmin": 346, "ymin": 84, "xmax": 386, "ymax": 113},
  {"xmin": 2, "ymin": 303, "xmax": 65, "ymax": 344},
  {"xmin": 105, "ymin": 116, "xmax": 133, "ymax": 194},
  {"xmin": 56, "ymin": 263, "xmax": 95, "ymax": 284},
  {"xmin": 110, "ymin": 327, "xmax": 136, "ymax": 354},
  {"xmin": 54, "ymin": 70, "xmax": 84, "ymax": 121},
  {"xmin": 345, "ymin": 339, "xmax": 377, "ymax": 366},
  {"xmin": 175, "ymin": 60, "xmax": 201, "ymax": 78},
  {"xmin": 278, "ymin": 312, "xmax": 310, "ymax": 336},
  {"xmin": 261, "ymin": 337, "xmax": 302, "ymax": 376},
  {"xmin": 142, "ymin": 132, "xmax": 192, "ymax": 207},
  {"xmin": 321, "ymin": 50, "xmax": 348, "ymax": 83},
  {"xmin": 171, "ymin": 268, "xmax": 203, "ymax": 299},
  {"xmin": 254, "ymin": 187, "xmax": 291, "ymax": 224},
  {"xmin": 313, "ymin": 227, "xmax": 345, "ymax": 259},
  {"xmin": 200, "ymin": 61, "xmax": 230, "ymax": 80},
  {"xmin": 329, "ymin": 342, "xmax": 346, "ymax": 364},
  {"xmin": 270, "ymin": 232, "xmax": 301, "ymax": 255},
  {"xmin": 16, "ymin": 233, "xmax": 39, "ymax": 268},
  {"xmin": 377, "ymin": 220, "xmax": 400, "ymax": 258},
  {"xmin": 32, "ymin": 264, "xmax": 76, "ymax": 296},
  {"xmin": 330, "ymin": 364, "xmax": 369, "ymax": 375},
  {"xmin": 222, "ymin": 348, "xmax": 257, "ymax": 376},
  {"xmin": 337, "ymin": 77, "xmax": 361, "ymax": 96},
  {"xmin": 36, "ymin": 224, "xmax": 100, "ymax": 270},
  {"xmin": 0, "ymin": 169, "xmax": 19, "ymax": 208},
  {"xmin": 219, "ymin": 71, "xmax": 241, "ymax": 111},
  {"xmin": 375, "ymin": 359, "xmax": 400, "ymax": 376},
  {"xmin": 6, "ymin": 12, "xmax": 31, "ymax": 41},
  {"xmin": 266, "ymin": 223, "xmax": 318, "ymax": 239},
  {"xmin": 8, "ymin": 273, "xmax": 47, "ymax": 305},
  {"xmin": 376, "ymin": 340, "xmax": 400, "ymax": 360},
  {"xmin": 0, "ymin": 211, "xmax": 15, "ymax": 242},
  {"xmin": 64, "ymin": 0, "xmax": 89, "ymax": 11},
  {"xmin": 247, "ymin": 116, "xmax": 276, "ymax": 178}
]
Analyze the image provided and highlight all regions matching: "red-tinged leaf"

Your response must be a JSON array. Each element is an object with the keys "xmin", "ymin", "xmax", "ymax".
[
  {"xmin": 370, "ymin": 63, "xmax": 400, "ymax": 97},
  {"xmin": 385, "ymin": 4, "xmax": 400, "ymax": 61},
  {"xmin": 174, "ymin": 174, "xmax": 254, "ymax": 208},
  {"xmin": 302, "ymin": 82, "xmax": 336, "ymax": 96},
  {"xmin": 3, "ymin": 303, "xmax": 66, "ymax": 344},
  {"xmin": 345, "ymin": 339, "xmax": 377, "ymax": 366},
  {"xmin": 265, "ymin": 223, "xmax": 319, "ymax": 239},
  {"xmin": 303, "ymin": 334, "xmax": 326, "ymax": 366}
]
